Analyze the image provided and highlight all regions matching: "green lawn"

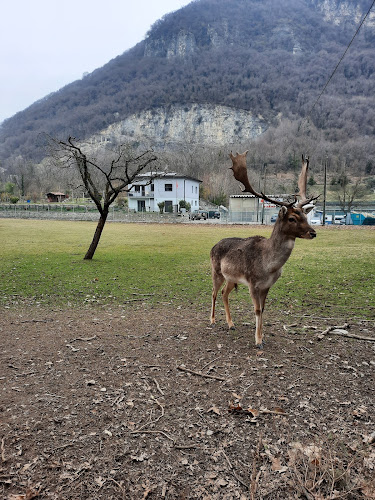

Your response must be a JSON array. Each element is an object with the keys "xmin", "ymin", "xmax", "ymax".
[{"xmin": 0, "ymin": 219, "xmax": 374, "ymax": 320}]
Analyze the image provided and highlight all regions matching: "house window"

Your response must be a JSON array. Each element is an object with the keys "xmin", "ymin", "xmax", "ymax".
[
  {"xmin": 151, "ymin": 184, "xmax": 154, "ymax": 192},
  {"xmin": 165, "ymin": 183, "xmax": 173, "ymax": 192},
  {"xmin": 195, "ymin": 186, "xmax": 198, "ymax": 194},
  {"xmin": 134, "ymin": 185, "xmax": 140, "ymax": 192}
]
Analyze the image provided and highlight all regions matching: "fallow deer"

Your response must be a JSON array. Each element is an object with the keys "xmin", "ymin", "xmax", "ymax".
[{"xmin": 210, "ymin": 152, "xmax": 317, "ymax": 349}]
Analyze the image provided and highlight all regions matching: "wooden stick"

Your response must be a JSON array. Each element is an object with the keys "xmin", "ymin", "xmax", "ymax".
[
  {"xmin": 320, "ymin": 324, "xmax": 375, "ymax": 342},
  {"xmin": 328, "ymin": 330, "xmax": 375, "ymax": 342},
  {"xmin": 130, "ymin": 430, "xmax": 175, "ymax": 442},
  {"xmin": 177, "ymin": 365, "xmax": 226, "ymax": 382},
  {"xmin": 70, "ymin": 335, "xmax": 97, "ymax": 342},
  {"xmin": 1, "ymin": 438, "xmax": 6, "ymax": 463},
  {"xmin": 153, "ymin": 378, "xmax": 164, "ymax": 396}
]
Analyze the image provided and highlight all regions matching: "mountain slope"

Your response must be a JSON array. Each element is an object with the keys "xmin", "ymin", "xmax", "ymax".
[{"xmin": 0, "ymin": 0, "xmax": 374, "ymax": 163}]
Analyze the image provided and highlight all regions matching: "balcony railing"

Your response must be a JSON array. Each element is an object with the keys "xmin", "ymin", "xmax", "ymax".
[{"xmin": 128, "ymin": 192, "xmax": 154, "ymax": 198}]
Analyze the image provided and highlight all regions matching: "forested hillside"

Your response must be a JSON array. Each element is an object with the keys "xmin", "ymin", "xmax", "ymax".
[{"xmin": 0, "ymin": 0, "xmax": 374, "ymax": 168}]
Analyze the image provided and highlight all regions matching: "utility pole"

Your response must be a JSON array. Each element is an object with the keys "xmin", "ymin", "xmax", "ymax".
[
  {"xmin": 261, "ymin": 163, "xmax": 267, "ymax": 225},
  {"xmin": 322, "ymin": 155, "xmax": 327, "ymax": 226}
]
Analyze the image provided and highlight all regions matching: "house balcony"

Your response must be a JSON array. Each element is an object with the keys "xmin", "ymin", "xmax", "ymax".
[{"xmin": 128, "ymin": 192, "xmax": 154, "ymax": 198}]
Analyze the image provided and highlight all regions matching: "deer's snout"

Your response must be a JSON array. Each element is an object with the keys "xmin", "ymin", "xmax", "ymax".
[
  {"xmin": 309, "ymin": 229, "xmax": 317, "ymax": 239},
  {"xmin": 300, "ymin": 227, "xmax": 317, "ymax": 239}
]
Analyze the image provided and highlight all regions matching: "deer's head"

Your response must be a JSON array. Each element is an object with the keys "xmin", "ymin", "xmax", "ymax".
[
  {"xmin": 229, "ymin": 151, "xmax": 318, "ymax": 239},
  {"xmin": 277, "ymin": 205, "xmax": 316, "ymax": 240}
]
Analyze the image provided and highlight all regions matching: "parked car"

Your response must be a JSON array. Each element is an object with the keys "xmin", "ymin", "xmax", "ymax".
[
  {"xmin": 208, "ymin": 210, "xmax": 220, "ymax": 219},
  {"xmin": 310, "ymin": 217, "xmax": 322, "ymax": 225},
  {"xmin": 334, "ymin": 215, "xmax": 345, "ymax": 224},
  {"xmin": 270, "ymin": 214, "xmax": 278, "ymax": 223},
  {"xmin": 189, "ymin": 210, "xmax": 208, "ymax": 220}
]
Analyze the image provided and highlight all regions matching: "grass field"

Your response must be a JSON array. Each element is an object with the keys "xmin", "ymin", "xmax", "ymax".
[{"xmin": 0, "ymin": 218, "xmax": 374, "ymax": 320}]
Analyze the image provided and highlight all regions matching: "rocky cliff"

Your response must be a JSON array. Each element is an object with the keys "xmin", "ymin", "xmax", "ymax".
[
  {"xmin": 310, "ymin": 0, "xmax": 375, "ymax": 26},
  {"xmin": 98, "ymin": 104, "xmax": 266, "ymax": 148}
]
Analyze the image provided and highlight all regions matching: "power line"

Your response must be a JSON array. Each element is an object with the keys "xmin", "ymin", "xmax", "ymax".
[{"xmin": 305, "ymin": 0, "xmax": 375, "ymax": 121}]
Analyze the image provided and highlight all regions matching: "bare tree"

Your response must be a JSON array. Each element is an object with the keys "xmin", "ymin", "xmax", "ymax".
[
  {"xmin": 336, "ymin": 174, "xmax": 365, "ymax": 214},
  {"xmin": 50, "ymin": 136, "xmax": 158, "ymax": 260}
]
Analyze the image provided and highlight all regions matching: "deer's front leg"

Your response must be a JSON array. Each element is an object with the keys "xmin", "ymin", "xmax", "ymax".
[{"xmin": 250, "ymin": 286, "xmax": 269, "ymax": 349}]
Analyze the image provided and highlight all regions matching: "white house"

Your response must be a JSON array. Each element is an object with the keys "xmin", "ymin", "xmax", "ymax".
[{"xmin": 128, "ymin": 172, "xmax": 202, "ymax": 213}]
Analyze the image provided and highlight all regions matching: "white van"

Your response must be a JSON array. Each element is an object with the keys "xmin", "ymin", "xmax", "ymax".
[{"xmin": 334, "ymin": 215, "xmax": 345, "ymax": 224}]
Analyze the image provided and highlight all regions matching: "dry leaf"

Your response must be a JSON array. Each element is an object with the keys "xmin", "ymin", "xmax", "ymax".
[
  {"xmin": 272, "ymin": 407, "xmax": 286, "ymax": 414},
  {"xmin": 94, "ymin": 476, "xmax": 106, "ymax": 488},
  {"xmin": 232, "ymin": 393, "xmax": 242, "ymax": 400},
  {"xmin": 207, "ymin": 406, "xmax": 221, "ymax": 415},
  {"xmin": 271, "ymin": 456, "xmax": 288, "ymax": 473},
  {"xmin": 228, "ymin": 403, "xmax": 243, "ymax": 412},
  {"xmin": 247, "ymin": 408, "xmax": 260, "ymax": 418},
  {"xmin": 217, "ymin": 478, "xmax": 228, "ymax": 487}
]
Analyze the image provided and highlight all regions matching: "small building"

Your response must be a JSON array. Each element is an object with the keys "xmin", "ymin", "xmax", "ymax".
[
  {"xmin": 128, "ymin": 172, "xmax": 201, "ymax": 213},
  {"xmin": 229, "ymin": 194, "xmax": 279, "ymax": 223},
  {"xmin": 46, "ymin": 192, "xmax": 69, "ymax": 202}
]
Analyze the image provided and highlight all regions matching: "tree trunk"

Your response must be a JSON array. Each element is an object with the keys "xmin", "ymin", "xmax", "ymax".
[{"xmin": 84, "ymin": 211, "xmax": 108, "ymax": 260}]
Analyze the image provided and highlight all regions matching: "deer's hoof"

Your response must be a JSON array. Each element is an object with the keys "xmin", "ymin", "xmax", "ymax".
[{"xmin": 256, "ymin": 342, "xmax": 264, "ymax": 350}]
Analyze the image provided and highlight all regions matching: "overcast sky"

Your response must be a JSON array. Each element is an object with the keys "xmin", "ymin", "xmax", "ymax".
[{"xmin": 0, "ymin": 0, "xmax": 192, "ymax": 123}]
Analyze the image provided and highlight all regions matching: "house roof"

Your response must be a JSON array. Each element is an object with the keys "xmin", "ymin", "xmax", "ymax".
[{"xmin": 135, "ymin": 172, "xmax": 202, "ymax": 183}]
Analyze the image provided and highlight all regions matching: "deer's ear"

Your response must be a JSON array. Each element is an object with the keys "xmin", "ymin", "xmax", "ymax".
[
  {"xmin": 303, "ymin": 203, "xmax": 314, "ymax": 214},
  {"xmin": 279, "ymin": 206, "xmax": 288, "ymax": 218}
]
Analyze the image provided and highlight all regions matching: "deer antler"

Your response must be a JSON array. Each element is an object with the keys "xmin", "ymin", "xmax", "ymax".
[
  {"xmin": 229, "ymin": 151, "xmax": 293, "ymax": 207},
  {"xmin": 229, "ymin": 151, "xmax": 252, "ymax": 193},
  {"xmin": 296, "ymin": 154, "xmax": 319, "ymax": 208}
]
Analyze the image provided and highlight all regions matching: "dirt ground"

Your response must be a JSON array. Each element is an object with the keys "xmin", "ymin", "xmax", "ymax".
[{"xmin": 1, "ymin": 304, "xmax": 374, "ymax": 500}]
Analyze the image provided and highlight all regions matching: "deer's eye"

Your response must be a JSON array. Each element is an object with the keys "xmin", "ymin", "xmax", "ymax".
[{"xmin": 288, "ymin": 217, "xmax": 296, "ymax": 223}]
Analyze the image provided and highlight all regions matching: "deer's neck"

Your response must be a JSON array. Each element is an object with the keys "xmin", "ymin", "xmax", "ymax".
[{"xmin": 267, "ymin": 222, "xmax": 296, "ymax": 267}]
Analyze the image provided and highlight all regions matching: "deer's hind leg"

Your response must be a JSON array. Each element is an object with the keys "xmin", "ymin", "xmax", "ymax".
[
  {"xmin": 222, "ymin": 281, "xmax": 237, "ymax": 330},
  {"xmin": 211, "ymin": 272, "xmax": 225, "ymax": 326}
]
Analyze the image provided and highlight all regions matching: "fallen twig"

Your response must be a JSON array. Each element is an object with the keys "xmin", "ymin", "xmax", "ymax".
[
  {"xmin": 250, "ymin": 435, "xmax": 263, "ymax": 499},
  {"xmin": 292, "ymin": 362, "xmax": 319, "ymax": 371},
  {"xmin": 15, "ymin": 371, "xmax": 36, "ymax": 377},
  {"xmin": 1, "ymin": 438, "xmax": 6, "ymax": 463},
  {"xmin": 173, "ymin": 444, "xmax": 199, "ymax": 450},
  {"xmin": 19, "ymin": 319, "xmax": 53, "ymax": 324},
  {"xmin": 69, "ymin": 335, "xmax": 97, "ymax": 343},
  {"xmin": 200, "ymin": 357, "xmax": 221, "ymax": 371},
  {"xmin": 221, "ymin": 449, "xmax": 249, "ymax": 490},
  {"xmin": 131, "ymin": 396, "xmax": 165, "ymax": 433},
  {"xmin": 130, "ymin": 430, "xmax": 175, "ymax": 442},
  {"xmin": 177, "ymin": 365, "xmax": 226, "ymax": 382},
  {"xmin": 318, "ymin": 324, "xmax": 375, "ymax": 342},
  {"xmin": 152, "ymin": 378, "xmax": 164, "ymax": 396}
]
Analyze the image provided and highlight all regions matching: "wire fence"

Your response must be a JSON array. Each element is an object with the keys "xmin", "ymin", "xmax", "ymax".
[
  {"xmin": 0, "ymin": 204, "xmax": 187, "ymax": 223},
  {"xmin": 0, "ymin": 203, "xmax": 275, "ymax": 224}
]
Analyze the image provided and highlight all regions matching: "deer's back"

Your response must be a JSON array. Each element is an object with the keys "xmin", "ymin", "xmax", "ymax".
[
  {"xmin": 211, "ymin": 236, "xmax": 266, "ymax": 269},
  {"xmin": 211, "ymin": 235, "xmax": 279, "ymax": 287}
]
